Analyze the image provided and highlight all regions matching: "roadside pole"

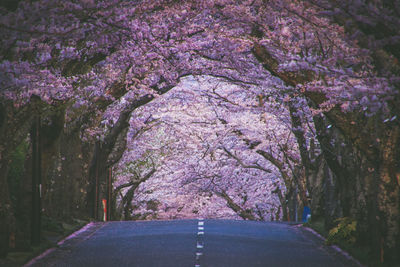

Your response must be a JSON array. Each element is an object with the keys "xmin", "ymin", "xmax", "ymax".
[{"xmin": 102, "ymin": 199, "xmax": 107, "ymax": 221}]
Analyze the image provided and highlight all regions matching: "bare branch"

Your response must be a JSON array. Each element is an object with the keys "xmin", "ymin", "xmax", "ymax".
[{"xmin": 223, "ymin": 147, "xmax": 272, "ymax": 173}]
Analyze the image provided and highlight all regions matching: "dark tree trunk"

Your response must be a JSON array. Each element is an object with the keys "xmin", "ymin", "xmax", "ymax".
[
  {"xmin": 0, "ymin": 161, "xmax": 12, "ymax": 258},
  {"xmin": 42, "ymin": 115, "xmax": 92, "ymax": 221},
  {"xmin": 272, "ymin": 185, "xmax": 289, "ymax": 221},
  {"xmin": 256, "ymin": 149, "xmax": 298, "ymax": 221},
  {"xmin": 112, "ymin": 169, "xmax": 156, "ymax": 220},
  {"xmin": 216, "ymin": 190, "xmax": 256, "ymax": 221},
  {"xmin": 87, "ymin": 94, "xmax": 154, "ymax": 221},
  {"xmin": 0, "ymin": 98, "xmax": 42, "ymax": 257},
  {"xmin": 253, "ymin": 41, "xmax": 400, "ymax": 263},
  {"xmin": 30, "ymin": 116, "xmax": 41, "ymax": 245},
  {"xmin": 123, "ymin": 186, "xmax": 136, "ymax": 220}
]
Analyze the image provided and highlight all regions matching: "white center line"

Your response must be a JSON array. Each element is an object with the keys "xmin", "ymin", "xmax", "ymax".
[
  {"xmin": 197, "ymin": 241, "xmax": 204, "ymax": 249},
  {"xmin": 195, "ymin": 219, "xmax": 205, "ymax": 267}
]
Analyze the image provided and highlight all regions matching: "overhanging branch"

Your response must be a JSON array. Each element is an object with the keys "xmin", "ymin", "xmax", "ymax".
[{"xmin": 223, "ymin": 147, "xmax": 272, "ymax": 173}]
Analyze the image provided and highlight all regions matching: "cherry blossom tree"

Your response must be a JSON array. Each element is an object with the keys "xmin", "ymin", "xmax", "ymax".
[
  {"xmin": 0, "ymin": 0, "xmax": 399, "ymax": 263},
  {"xmin": 117, "ymin": 76, "xmax": 284, "ymax": 220}
]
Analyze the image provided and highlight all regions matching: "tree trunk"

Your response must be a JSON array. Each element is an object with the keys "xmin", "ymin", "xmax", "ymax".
[
  {"xmin": 216, "ymin": 190, "xmax": 256, "ymax": 221},
  {"xmin": 115, "ymin": 169, "xmax": 156, "ymax": 220},
  {"xmin": 376, "ymin": 127, "xmax": 400, "ymax": 263},
  {"xmin": 0, "ymin": 161, "xmax": 13, "ymax": 258},
  {"xmin": 30, "ymin": 116, "xmax": 41, "ymax": 245},
  {"xmin": 253, "ymin": 41, "xmax": 400, "ymax": 263},
  {"xmin": 272, "ymin": 185, "xmax": 289, "ymax": 221},
  {"xmin": 87, "ymin": 95, "xmax": 154, "ymax": 220},
  {"xmin": 0, "ymin": 98, "xmax": 42, "ymax": 257}
]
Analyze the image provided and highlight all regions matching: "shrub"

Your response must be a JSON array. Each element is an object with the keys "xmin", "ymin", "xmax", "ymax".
[
  {"xmin": 326, "ymin": 217, "xmax": 357, "ymax": 247},
  {"xmin": 8, "ymin": 141, "xmax": 29, "ymax": 208},
  {"xmin": 41, "ymin": 216, "xmax": 64, "ymax": 234}
]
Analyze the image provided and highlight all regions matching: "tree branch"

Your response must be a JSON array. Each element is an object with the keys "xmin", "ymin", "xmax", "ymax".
[
  {"xmin": 215, "ymin": 190, "xmax": 256, "ymax": 220},
  {"xmin": 115, "ymin": 168, "xmax": 156, "ymax": 193},
  {"xmin": 223, "ymin": 147, "xmax": 272, "ymax": 173}
]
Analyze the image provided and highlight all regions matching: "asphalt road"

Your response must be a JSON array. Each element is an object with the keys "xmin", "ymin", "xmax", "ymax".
[{"xmin": 25, "ymin": 219, "xmax": 358, "ymax": 267}]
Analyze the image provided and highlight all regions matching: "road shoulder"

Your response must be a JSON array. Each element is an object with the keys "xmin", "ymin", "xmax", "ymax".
[
  {"xmin": 23, "ymin": 222, "xmax": 107, "ymax": 267},
  {"xmin": 296, "ymin": 224, "xmax": 364, "ymax": 267}
]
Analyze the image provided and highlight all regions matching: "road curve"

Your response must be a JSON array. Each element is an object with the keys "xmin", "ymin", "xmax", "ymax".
[{"xmin": 25, "ymin": 219, "xmax": 358, "ymax": 267}]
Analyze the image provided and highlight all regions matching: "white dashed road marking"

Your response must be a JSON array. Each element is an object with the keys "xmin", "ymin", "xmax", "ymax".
[
  {"xmin": 195, "ymin": 218, "xmax": 205, "ymax": 267},
  {"xmin": 197, "ymin": 242, "xmax": 204, "ymax": 249}
]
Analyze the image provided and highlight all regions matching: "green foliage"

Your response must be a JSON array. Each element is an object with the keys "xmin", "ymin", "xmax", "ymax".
[
  {"xmin": 6, "ymin": 241, "xmax": 53, "ymax": 265},
  {"xmin": 305, "ymin": 218, "xmax": 371, "ymax": 265},
  {"xmin": 326, "ymin": 217, "xmax": 357, "ymax": 246},
  {"xmin": 41, "ymin": 215, "xmax": 64, "ymax": 234},
  {"xmin": 61, "ymin": 219, "xmax": 88, "ymax": 237},
  {"xmin": 5, "ymin": 217, "xmax": 88, "ymax": 265},
  {"xmin": 303, "ymin": 218, "xmax": 329, "ymax": 237},
  {"xmin": 7, "ymin": 140, "xmax": 29, "ymax": 208}
]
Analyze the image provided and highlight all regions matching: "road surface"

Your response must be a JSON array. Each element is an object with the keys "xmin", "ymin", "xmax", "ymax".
[{"xmin": 25, "ymin": 219, "xmax": 358, "ymax": 267}]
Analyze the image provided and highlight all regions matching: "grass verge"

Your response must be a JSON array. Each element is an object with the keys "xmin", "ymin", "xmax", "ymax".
[{"xmin": 304, "ymin": 218, "xmax": 379, "ymax": 267}]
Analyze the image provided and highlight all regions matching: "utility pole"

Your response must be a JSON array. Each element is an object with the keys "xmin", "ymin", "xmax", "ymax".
[{"xmin": 31, "ymin": 115, "xmax": 41, "ymax": 245}]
